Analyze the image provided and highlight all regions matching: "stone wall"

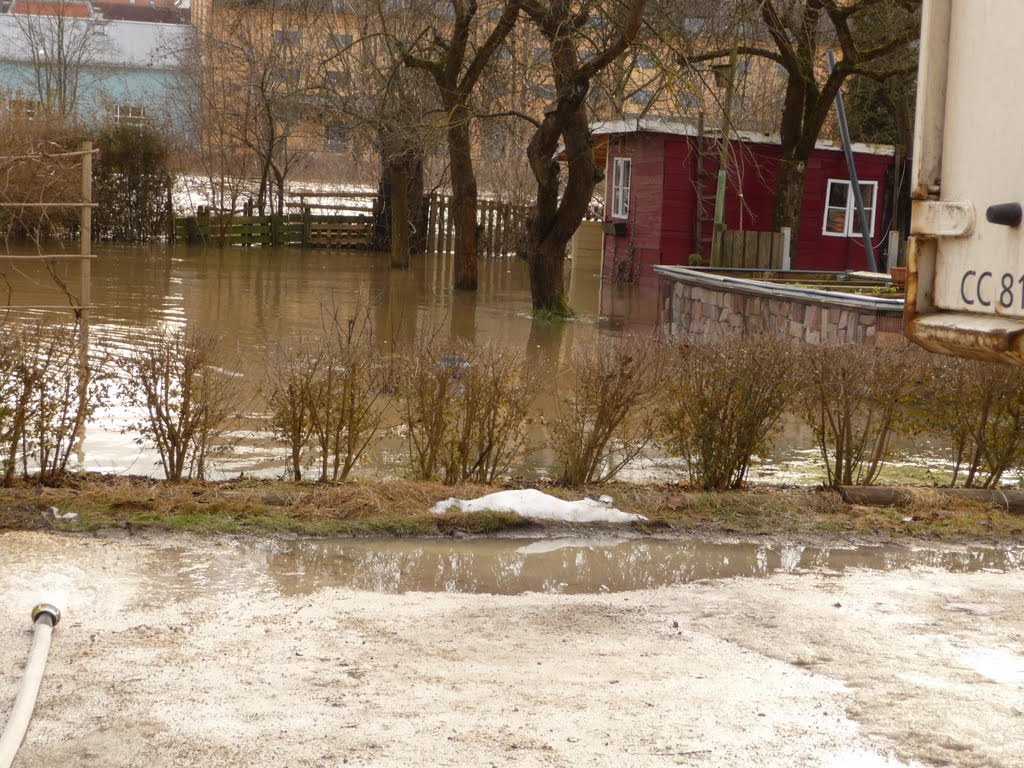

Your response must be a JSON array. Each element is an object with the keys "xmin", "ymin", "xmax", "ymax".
[{"xmin": 658, "ymin": 269, "xmax": 906, "ymax": 347}]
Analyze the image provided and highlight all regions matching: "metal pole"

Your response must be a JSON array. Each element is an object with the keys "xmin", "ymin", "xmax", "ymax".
[{"xmin": 826, "ymin": 50, "xmax": 878, "ymax": 273}]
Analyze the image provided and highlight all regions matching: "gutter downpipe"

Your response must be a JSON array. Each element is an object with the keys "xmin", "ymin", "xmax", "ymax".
[
  {"xmin": 0, "ymin": 605, "xmax": 62, "ymax": 768},
  {"xmin": 827, "ymin": 49, "xmax": 878, "ymax": 273}
]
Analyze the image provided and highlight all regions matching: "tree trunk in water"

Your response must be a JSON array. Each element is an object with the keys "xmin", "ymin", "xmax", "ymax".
[
  {"xmin": 526, "ymin": 107, "xmax": 598, "ymax": 315},
  {"xmin": 448, "ymin": 116, "xmax": 478, "ymax": 290},
  {"xmin": 390, "ymin": 160, "xmax": 410, "ymax": 269},
  {"xmin": 773, "ymin": 153, "xmax": 809, "ymax": 267},
  {"xmin": 408, "ymin": 152, "xmax": 427, "ymax": 255},
  {"xmin": 528, "ymin": 238, "xmax": 568, "ymax": 312},
  {"xmin": 373, "ymin": 165, "xmax": 392, "ymax": 252}
]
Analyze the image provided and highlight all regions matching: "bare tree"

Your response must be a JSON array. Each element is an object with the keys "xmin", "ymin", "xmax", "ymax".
[
  {"xmin": 2, "ymin": 0, "xmax": 108, "ymax": 119},
  {"xmin": 397, "ymin": 0, "xmax": 521, "ymax": 289},
  {"xmin": 190, "ymin": 0, "xmax": 327, "ymax": 216},
  {"xmin": 320, "ymin": 3, "xmax": 442, "ymax": 266},
  {"xmin": 679, "ymin": 0, "xmax": 919, "ymax": 256},
  {"xmin": 519, "ymin": 0, "xmax": 645, "ymax": 314}
]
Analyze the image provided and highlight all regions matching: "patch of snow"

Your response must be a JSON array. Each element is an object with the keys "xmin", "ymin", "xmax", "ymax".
[
  {"xmin": 431, "ymin": 489, "xmax": 646, "ymax": 524},
  {"xmin": 824, "ymin": 748, "xmax": 926, "ymax": 768},
  {"xmin": 957, "ymin": 648, "xmax": 1024, "ymax": 685}
]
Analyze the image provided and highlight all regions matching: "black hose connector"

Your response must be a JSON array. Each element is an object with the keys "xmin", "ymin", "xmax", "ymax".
[{"xmin": 31, "ymin": 604, "xmax": 60, "ymax": 628}]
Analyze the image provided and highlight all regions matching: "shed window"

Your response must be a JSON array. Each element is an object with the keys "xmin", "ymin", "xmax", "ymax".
[
  {"xmin": 611, "ymin": 157, "xmax": 631, "ymax": 220},
  {"xmin": 822, "ymin": 179, "xmax": 877, "ymax": 238}
]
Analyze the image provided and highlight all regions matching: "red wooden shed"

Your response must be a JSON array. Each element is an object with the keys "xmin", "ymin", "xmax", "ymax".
[{"xmin": 594, "ymin": 117, "xmax": 899, "ymax": 281}]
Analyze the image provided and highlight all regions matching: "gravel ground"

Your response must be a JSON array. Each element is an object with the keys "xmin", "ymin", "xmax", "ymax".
[{"xmin": 1, "ymin": 531, "xmax": 1022, "ymax": 767}]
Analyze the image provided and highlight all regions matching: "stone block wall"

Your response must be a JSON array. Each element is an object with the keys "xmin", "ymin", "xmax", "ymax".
[{"xmin": 662, "ymin": 279, "xmax": 906, "ymax": 347}]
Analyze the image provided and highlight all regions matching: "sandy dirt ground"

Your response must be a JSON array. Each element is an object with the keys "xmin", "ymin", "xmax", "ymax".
[{"xmin": 1, "ymin": 531, "xmax": 1022, "ymax": 768}]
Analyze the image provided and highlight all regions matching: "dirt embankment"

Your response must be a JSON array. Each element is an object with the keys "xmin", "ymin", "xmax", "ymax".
[{"xmin": 1, "ymin": 475, "xmax": 1023, "ymax": 543}]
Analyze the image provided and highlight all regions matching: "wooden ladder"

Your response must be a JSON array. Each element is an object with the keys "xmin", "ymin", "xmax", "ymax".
[{"xmin": 693, "ymin": 112, "xmax": 720, "ymax": 265}]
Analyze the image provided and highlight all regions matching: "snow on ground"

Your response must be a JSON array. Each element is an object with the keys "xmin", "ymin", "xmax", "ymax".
[
  {"xmin": 171, "ymin": 175, "xmax": 376, "ymax": 216},
  {"xmin": 431, "ymin": 488, "xmax": 647, "ymax": 523}
]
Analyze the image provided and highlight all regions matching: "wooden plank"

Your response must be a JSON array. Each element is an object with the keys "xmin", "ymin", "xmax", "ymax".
[
  {"xmin": 756, "ymin": 231, "xmax": 772, "ymax": 269},
  {"xmin": 426, "ymin": 193, "xmax": 437, "ymax": 255},
  {"xmin": 744, "ymin": 231, "xmax": 758, "ymax": 269},
  {"xmin": 443, "ymin": 196, "xmax": 454, "ymax": 254},
  {"xmin": 719, "ymin": 231, "xmax": 735, "ymax": 268},
  {"xmin": 769, "ymin": 232, "xmax": 782, "ymax": 270}
]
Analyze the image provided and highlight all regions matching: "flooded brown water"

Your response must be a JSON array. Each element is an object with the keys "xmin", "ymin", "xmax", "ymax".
[
  {"xmin": 1, "ymin": 244, "xmax": 659, "ymax": 477},
  {"xmin": 0, "ymin": 244, "xmax": 953, "ymax": 482},
  {"xmin": 118, "ymin": 537, "xmax": 1024, "ymax": 599}
]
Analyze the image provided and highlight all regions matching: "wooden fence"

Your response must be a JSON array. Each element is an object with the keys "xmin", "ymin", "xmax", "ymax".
[
  {"xmin": 425, "ymin": 193, "xmax": 531, "ymax": 256},
  {"xmin": 174, "ymin": 191, "xmax": 532, "ymax": 255},
  {"xmin": 717, "ymin": 229, "xmax": 789, "ymax": 270},
  {"xmin": 174, "ymin": 210, "xmax": 376, "ymax": 249}
]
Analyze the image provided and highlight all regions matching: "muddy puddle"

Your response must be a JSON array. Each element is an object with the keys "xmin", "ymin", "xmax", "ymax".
[{"xmin": 123, "ymin": 537, "xmax": 1024, "ymax": 599}]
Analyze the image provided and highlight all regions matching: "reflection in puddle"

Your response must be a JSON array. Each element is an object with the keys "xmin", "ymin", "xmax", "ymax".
[{"xmin": 142, "ymin": 538, "xmax": 1024, "ymax": 598}]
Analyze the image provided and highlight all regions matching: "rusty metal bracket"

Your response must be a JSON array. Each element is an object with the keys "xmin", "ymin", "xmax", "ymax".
[{"xmin": 910, "ymin": 199, "xmax": 976, "ymax": 238}]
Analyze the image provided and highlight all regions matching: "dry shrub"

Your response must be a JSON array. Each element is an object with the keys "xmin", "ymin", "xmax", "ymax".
[
  {"xmin": 119, "ymin": 328, "xmax": 240, "ymax": 481},
  {"xmin": 400, "ymin": 340, "xmax": 533, "ymax": 484},
  {"xmin": 0, "ymin": 114, "xmax": 86, "ymax": 247},
  {"xmin": 0, "ymin": 320, "xmax": 102, "ymax": 485},
  {"xmin": 798, "ymin": 343, "xmax": 916, "ymax": 487},
  {"xmin": 266, "ymin": 342, "xmax": 320, "ymax": 481},
  {"xmin": 919, "ymin": 355, "xmax": 1024, "ymax": 488},
  {"xmin": 266, "ymin": 308, "xmax": 393, "ymax": 482},
  {"xmin": 663, "ymin": 334, "xmax": 799, "ymax": 490},
  {"xmin": 552, "ymin": 334, "xmax": 669, "ymax": 485}
]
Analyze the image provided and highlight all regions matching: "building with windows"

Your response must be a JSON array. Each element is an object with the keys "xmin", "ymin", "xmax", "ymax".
[
  {"xmin": 595, "ymin": 117, "xmax": 898, "ymax": 280},
  {"xmin": 0, "ymin": 0, "xmax": 192, "ymax": 128}
]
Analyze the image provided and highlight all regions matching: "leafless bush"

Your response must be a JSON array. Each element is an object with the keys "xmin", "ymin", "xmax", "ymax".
[
  {"xmin": 663, "ymin": 335, "xmax": 799, "ymax": 490},
  {"xmin": 266, "ymin": 341, "xmax": 322, "ymax": 481},
  {"xmin": 0, "ymin": 115, "xmax": 85, "ymax": 248},
  {"xmin": 400, "ymin": 340, "xmax": 533, "ymax": 484},
  {"xmin": 918, "ymin": 356, "xmax": 1024, "ymax": 488},
  {"xmin": 0, "ymin": 319, "xmax": 102, "ymax": 485},
  {"xmin": 119, "ymin": 328, "xmax": 240, "ymax": 481},
  {"xmin": 266, "ymin": 307, "xmax": 393, "ymax": 482},
  {"xmin": 551, "ymin": 334, "xmax": 669, "ymax": 486},
  {"xmin": 797, "ymin": 343, "xmax": 916, "ymax": 487},
  {"xmin": 0, "ymin": 324, "xmax": 33, "ymax": 485}
]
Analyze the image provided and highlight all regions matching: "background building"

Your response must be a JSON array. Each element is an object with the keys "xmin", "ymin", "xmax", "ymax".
[{"xmin": 0, "ymin": 0, "xmax": 193, "ymax": 128}]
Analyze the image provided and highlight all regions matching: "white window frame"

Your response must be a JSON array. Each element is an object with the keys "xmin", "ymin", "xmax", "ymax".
[
  {"xmin": 822, "ymin": 178, "xmax": 878, "ymax": 238},
  {"xmin": 611, "ymin": 157, "xmax": 632, "ymax": 220},
  {"xmin": 113, "ymin": 104, "xmax": 146, "ymax": 126}
]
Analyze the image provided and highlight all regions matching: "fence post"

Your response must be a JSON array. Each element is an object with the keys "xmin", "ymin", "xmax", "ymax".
[
  {"xmin": 443, "ymin": 195, "xmax": 454, "ymax": 254},
  {"xmin": 426, "ymin": 193, "xmax": 437, "ymax": 254},
  {"xmin": 80, "ymin": 141, "xmax": 92, "ymax": 356},
  {"xmin": 303, "ymin": 206, "xmax": 312, "ymax": 248},
  {"xmin": 780, "ymin": 227, "xmax": 792, "ymax": 271}
]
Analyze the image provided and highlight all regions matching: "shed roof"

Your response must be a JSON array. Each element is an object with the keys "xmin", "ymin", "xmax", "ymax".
[{"xmin": 591, "ymin": 116, "xmax": 896, "ymax": 157}]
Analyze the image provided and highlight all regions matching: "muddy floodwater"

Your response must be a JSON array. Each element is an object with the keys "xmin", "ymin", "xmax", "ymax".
[
  {"xmin": 2, "ymin": 531, "xmax": 1024, "ymax": 768},
  {"xmin": 3, "ymin": 244, "xmax": 665, "ymax": 478},
  {"xmin": 136, "ymin": 537, "xmax": 1024, "ymax": 598},
  {"xmin": 0, "ymin": 244, "xmax": 958, "ymax": 481}
]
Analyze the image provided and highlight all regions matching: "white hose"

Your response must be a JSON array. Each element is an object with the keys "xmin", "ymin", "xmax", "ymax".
[{"xmin": 0, "ymin": 606, "xmax": 60, "ymax": 768}]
